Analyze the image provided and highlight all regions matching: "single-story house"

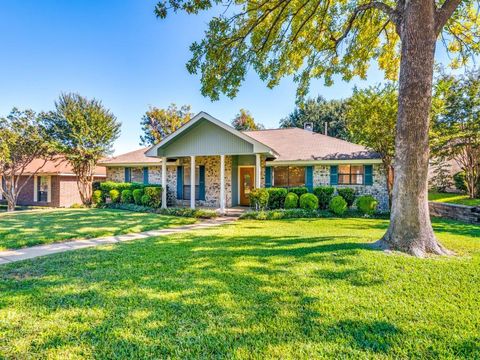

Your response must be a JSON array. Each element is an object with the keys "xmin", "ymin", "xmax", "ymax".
[
  {"xmin": 0, "ymin": 157, "xmax": 106, "ymax": 207},
  {"xmin": 99, "ymin": 112, "xmax": 388, "ymax": 211}
]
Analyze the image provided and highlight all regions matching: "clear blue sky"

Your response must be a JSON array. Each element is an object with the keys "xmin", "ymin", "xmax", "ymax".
[{"xmin": 0, "ymin": 0, "xmax": 457, "ymax": 154}]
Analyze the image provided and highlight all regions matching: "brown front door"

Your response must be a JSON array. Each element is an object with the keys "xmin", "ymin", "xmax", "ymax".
[{"xmin": 239, "ymin": 167, "xmax": 255, "ymax": 206}]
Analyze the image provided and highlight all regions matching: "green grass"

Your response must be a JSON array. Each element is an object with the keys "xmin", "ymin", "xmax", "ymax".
[
  {"xmin": 0, "ymin": 208, "xmax": 195, "ymax": 250},
  {"xmin": 429, "ymin": 191, "xmax": 480, "ymax": 206},
  {"xmin": 0, "ymin": 218, "xmax": 479, "ymax": 358}
]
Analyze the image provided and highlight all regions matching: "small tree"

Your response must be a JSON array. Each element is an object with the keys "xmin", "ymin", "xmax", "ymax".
[
  {"xmin": 140, "ymin": 104, "xmax": 193, "ymax": 146},
  {"xmin": 280, "ymin": 96, "xmax": 349, "ymax": 140},
  {"xmin": 0, "ymin": 109, "xmax": 53, "ymax": 211},
  {"xmin": 429, "ymin": 157, "xmax": 453, "ymax": 193},
  {"xmin": 45, "ymin": 93, "xmax": 121, "ymax": 206},
  {"xmin": 231, "ymin": 109, "xmax": 263, "ymax": 131},
  {"xmin": 345, "ymin": 83, "xmax": 397, "ymax": 205}
]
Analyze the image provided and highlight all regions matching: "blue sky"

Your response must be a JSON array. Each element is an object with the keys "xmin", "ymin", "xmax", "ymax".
[{"xmin": 0, "ymin": 0, "xmax": 458, "ymax": 154}]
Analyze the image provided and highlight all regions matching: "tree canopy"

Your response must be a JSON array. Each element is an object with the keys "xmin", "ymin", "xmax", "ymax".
[{"xmin": 231, "ymin": 109, "xmax": 264, "ymax": 131}]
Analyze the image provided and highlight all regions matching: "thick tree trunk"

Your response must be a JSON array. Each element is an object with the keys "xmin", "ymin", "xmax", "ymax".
[{"xmin": 376, "ymin": 0, "xmax": 451, "ymax": 257}]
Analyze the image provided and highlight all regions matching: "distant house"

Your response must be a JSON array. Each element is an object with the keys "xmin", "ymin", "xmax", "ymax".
[
  {"xmin": 99, "ymin": 112, "xmax": 388, "ymax": 210},
  {"xmin": 0, "ymin": 157, "xmax": 106, "ymax": 207}
]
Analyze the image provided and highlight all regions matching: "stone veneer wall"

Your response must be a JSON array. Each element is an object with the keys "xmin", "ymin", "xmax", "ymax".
[
  {"xmin": 313, "ymin": 164, "xmax": 389, "ymax": 211},
  {"xmin": 429, "ymin": 202, "xmax": 480, "ymax": 224}
]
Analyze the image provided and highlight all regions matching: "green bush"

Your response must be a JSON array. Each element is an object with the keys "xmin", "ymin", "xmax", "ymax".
[
  {"xmin": 132, "ymin": 189, "xmax": 144, "ymax": 205},
  {"xmin": 92, "ymin": 190, "xmax": 102, "ymax": 204},
  {"xmin": 299, "ymin": 193, "xmax": 319, "ymax": 210},
  {"xmin": 356, "ymin": 195, "xmax": 378, "ymax": 215},
  {"xmin": 453, "ymin": 171, "xmax": 467, "ymax": 193},
  {"xmin": 141, "ymin": 194, "xmax": 152, "ymax": 207},
  {"xmin": 266, "ymin": 188, "xmax": 288, "ymax": 209},
  {"xmin": 144, "ymin": 186, "xmax": 162, "ymax": 208},
  {"xmin": 121, "ymin": 190, "xmax": 133, "ymax": 204},
  {"xmin": 329, "ymin": 195, "xmax": 347, "ymax": 215},
  {"xmin": 289, "ymin": 187, "xmax": 308, "ymax": 197},
  {"xmin": 313, "ymin": 186, "xmax": 335, "ymax": 209},
  {"xmin": 337, "ymin": 188, "xmax": 356, "ymax": 207},
  {"xmin": 158, "ymin": 207, "xmax": 218, "ymax": 219},
  {"xmin": 109, "ymin": 189, "xmax": 120, "ymax": 203},
  {"xmin": 284, "ymin": 192, "xmax": 299, "ymax": 209},
  {"xmin": 249, "ymin": 188, "xmax": 269, "ymax": 210}
]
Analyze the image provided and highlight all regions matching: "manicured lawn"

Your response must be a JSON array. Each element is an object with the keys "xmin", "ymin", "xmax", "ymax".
[
  {"xmin": 0, "ymin": 208, "xmax": 195, "ymax": 250},
  {"xmin": 0, "ymin": 218, "xmax": 479, "ymax": 358},
  {"xmin": 429, "ymin": 191, "xmax": 480, "ymax": 206}
]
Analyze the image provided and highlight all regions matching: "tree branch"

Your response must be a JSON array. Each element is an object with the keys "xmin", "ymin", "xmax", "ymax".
[{"xmin": 435, "ymin": 0, "xmax": 462, "ymax": 35}]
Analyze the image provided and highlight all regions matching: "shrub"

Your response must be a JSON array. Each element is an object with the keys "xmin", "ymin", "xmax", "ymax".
[
  {"xmin": 266, "ymin": 188, "xmax": 288, "ymax": 209},
  {"xmin": 92, "ymin": 181, "xmax": 102, "ymax": 191},
  {"xmin": 132, "ymin": 189, "xmax": 144, "ymax": 205},
  {"xmin": 141, "ymin": 194, "xmax": 152, "ymax": 207},
  {"xmin": 337, "ymin": 188, "xmax": 356, "ymax": 207},
  {"xmin": 144, "ymin": 186, "xmax": 162, "ymax": 208},
  {"xmin": 109, "ymin": 189, "xmax": 120, "ymax": 203},
  {"xmin": 289, "ymin": 187, "xmax": 308, "ymax": 197},
  {"xmin": 157, "ymin": 207, "xmax": 218, "ymax": 219},
  {"xmin": 121, "ymin": 189, "xmax": 133, "ymax": 204},
  {"xmin": 329, "ymin": 195, "xmax": 347, "ymax": 215},
  {"xmin": 70, "ymin": 203, "xmax": 85, "ymax": 208},
  {"xmin": 356, "ymin": 195, "xmax": 378, "ymax": 215},
  {"xmin": 92, "ymin": 190, "xmax": 102, "ymax": 204},
  {"xmin": 284, "ymin": 192, "xmax": 299, "ymax": 209},
  {"xmin": 453, "ymin": 171, "xmax": 467, "ymax": 193},
  {"xmin": 313, "ymin": 186, "xmax": 335, "ymax": 209},
  {"xmin": 249, "ymin": 188, "xmax": 269, "ymax": 210},
  {"xmin": 299, "ymin": 193, "xmax": 319, "ymax": 210}
]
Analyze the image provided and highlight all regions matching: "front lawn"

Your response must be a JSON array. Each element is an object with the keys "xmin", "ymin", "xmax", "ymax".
[
  {"xmin": 0, "ymin": 208, "xmax": 195, "ymax": 250},
  {"xmin": 0, "ymin": 218, "xmax": 479, "ymax": 358},
  {"xmin": 429, "ymin": 191, "xmax": 480, "ymax": 206}
]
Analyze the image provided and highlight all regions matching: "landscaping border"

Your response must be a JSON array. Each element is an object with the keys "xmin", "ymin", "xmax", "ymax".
[{"xmin": 429, "ymin": 202, "xmax": 480, "ymax": 224}]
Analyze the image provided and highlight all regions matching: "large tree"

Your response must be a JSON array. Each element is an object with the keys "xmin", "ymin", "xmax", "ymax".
[
  {"xmin": 346, "ymin": 83, "xmax": 397, "ymax": 204},
  {"xmin": 0, "ymin": 109, "xmax": 53, "ymax": 212},
  {"xmin": 431, "ymin": 70, "xmax": 480, "ymax": 199},
  {"xmin": 280, "ymin": 96, "xmax": 349, "ymax": 140},
  {"xmin": 232, "ymin": 108, "xmax": 264, "ymax": 131},
  {"xmin": 155, "ymin": 0, "xmax": 480, "ymax": 256},
  {"xmin": 140, "ymin": 104, "xmax": 193, "ymax": 146},
  {"xmin": 45, "ymin": 93, "xmax": 121, "ymax": 206}
]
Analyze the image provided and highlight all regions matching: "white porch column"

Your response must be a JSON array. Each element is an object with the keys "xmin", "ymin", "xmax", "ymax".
[
  {"xmin": 255, "ymin": 153, "xmax": 261, "ymax": 188},
  {"xmin": 161, "ymin": 157, "xmax": 167, "ymax": 208},
  {"xmin": 190, "ymin": 156, "xmax": 196, "ymax": 209},
  {"xmin": 220, "ymin": 155, "xmax": 225, "ymax": 213}
]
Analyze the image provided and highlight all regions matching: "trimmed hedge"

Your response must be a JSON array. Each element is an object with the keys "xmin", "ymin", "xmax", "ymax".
[
  {"xmin": 132, "ymin": 189, "xmax": 144, "ymax": 205},
  {"xmin": 329, "ymin": 195, "xmax": 347, "ymax": 215},
  {"xmin": 103, "ymin": 203, "xmax": 217, "ymax": 219},
  {"xmin": 141, "ymin": 194, "xmax": 152, "ymax": 207},
  {"xmin": 100, "ymin": 182, "xmax": 161, "ymax": 201},
  {"xmin": 337, "ymin": 188, "xmax": 356, "ymax": 207},
  {"xmin": 299, "ymin": 193, "xmax": 319, "ymax": 210},
  {"xmin": 356, "ymin": 195, "xmax": 378, "ymax": 215},
  {"xmin": 239, "ymin": 208, "xmax": 389, "ymax": 220},
  {"xmin": 249, "ymin": 188, "xmax": 269, "ymax": 210},
  {"xmin": 289, "ymin": 187, "xmax": 308, "ymax": 197},
  {"xmin": 313, "ymin": 186, "xmax": 335, "ymax": 209},
  {"xmin": 109, "ymin": 189, "xmax": 120, "ymax": 203},
  {"xmin": 266, "ymin": 188, "xmax": 288, "ymax": 209},
  {"xmin": 121, "ymin": 190, "xmax": 133, "ymax": 204},
  {"xmin": 284, "ymin": 192, "xmax": 299, "ymax": 209},
  {"xmin": 92, "ymin": 190, "xmax": 103, "ymax": 205},
  {"xmin": 144, "ymin": 187, "xmax": 162, "ymax": 208}
]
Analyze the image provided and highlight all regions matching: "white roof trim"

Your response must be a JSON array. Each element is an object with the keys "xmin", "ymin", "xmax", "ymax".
[
  {"xmin": 145, "ymin": 111, "xmax": 276, "ymax": 157},
  {"xmin": 266, "ymin": 159, "xmax": 383, "ymax": 166}
]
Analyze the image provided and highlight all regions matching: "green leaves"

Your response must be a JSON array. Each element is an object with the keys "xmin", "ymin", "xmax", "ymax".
[{"xmin": 231, "ymin": 109, "xmax": 263, "ymax": 131}]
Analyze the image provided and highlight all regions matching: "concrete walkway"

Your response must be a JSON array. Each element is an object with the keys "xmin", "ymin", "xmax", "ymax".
[{"xmin": 0, "ymin": 217, "xmax": 235, "ymax": 266}]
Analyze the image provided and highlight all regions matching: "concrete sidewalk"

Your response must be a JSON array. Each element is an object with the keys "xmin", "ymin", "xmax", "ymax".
[{"xmin": 0, "ymin": 217, "xmax": 235, "ymax": 265}]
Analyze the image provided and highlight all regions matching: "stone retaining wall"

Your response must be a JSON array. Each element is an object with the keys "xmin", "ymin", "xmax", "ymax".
[{"xmin": 429, "ymin": 202, "xmax": 480, "ymax": 224}]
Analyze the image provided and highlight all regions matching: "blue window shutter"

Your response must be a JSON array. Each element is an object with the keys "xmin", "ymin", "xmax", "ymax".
[
  {"xmin": 365, "ymin": 165, "xmax": 373, "ymax": 185},
  {"xmin": 199, "ymin": 165, "xmax": 205, "ymax": 200},
  {"xmin": 305, "ymin": 166, "xmax": 313, "ymax": 192},
  {"xmin": 265, "ymin": 167, "xmax": 272, "ymax": 188},
  {"xmin": 330, "ymin": 165, "xmax": 338, "ymax": 185},
  {"xmin": 125, "ymin": 168, "xmax": 131, "ymax": 182},
  {"xmin": 143, "ymin": 167, "xmax": 149, "ymax": 184},
  {"xmin": 176, "ymin": 166, "xmax": 183, "ymax": 199}
]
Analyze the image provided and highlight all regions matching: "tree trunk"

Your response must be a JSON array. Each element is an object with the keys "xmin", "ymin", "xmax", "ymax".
[
  {"xmin": 7, "ymin": 200, "xmax": 15, "ymax": 212},
  {"xmin": 376, "ymin": 0, "xmax": 451, "ymax": 257}
]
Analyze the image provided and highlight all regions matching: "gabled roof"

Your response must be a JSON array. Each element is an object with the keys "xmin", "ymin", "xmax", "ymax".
[
  {"xmin": 22, "ymin": 157, "xmax": 106, "ymax": 176},
  {"xmin": 98, "ymin": 147, "xmax": 162, "ymax": 166},
  {"xmin": 243, "ymin": 128, "xmax": 381, "ymax": 162}
]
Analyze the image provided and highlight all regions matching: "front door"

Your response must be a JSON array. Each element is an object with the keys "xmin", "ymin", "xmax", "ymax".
[{"xmin": 239, "ymin": 167, "xmax": 255, "ymax": 206}]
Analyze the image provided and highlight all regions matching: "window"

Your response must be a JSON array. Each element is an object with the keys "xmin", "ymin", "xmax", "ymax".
[
  {"xmin": 273, "ymin": 166, "xmax": 305, "ymax": 187},
  {"xmin": 183, "ymin": 166, "xmax": 200, "ymax": 200},
  {"xmin": 37, "ymin": 176, "xmax": 49, "ymax": 202},
  {"xmin": 338, "ymin": 165, "xmax": 364, "ymax": 185}
]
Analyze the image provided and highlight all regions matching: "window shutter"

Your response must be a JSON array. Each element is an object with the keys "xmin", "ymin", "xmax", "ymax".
[
  {"xmin": 176, "ymin": 166, "xmax": 183, "ymax": 199},
  {"xmin": 143, "ymin": 167, "xmax": 149, "ymax": 185},
  {"xmin": 265, "ymin": 167, "xmax": 272, "ymax": 188},
  {"xmin": 365, "ymin": 165, "xmax": 373, "ymax": 185},
  {"xmin": 330, "ymin": 165, "xmax": 338, "ymax": 185},
  {"xmin": 199, "ymin": 165, "xmax": 206, "ymax": 200},
  {"xmin": 305, "ymin": 166, "xmax": 313, "ymax": 192},
  {"xmin": 124, "ymin": 168, "xmax": 131, "ymax": 183}
]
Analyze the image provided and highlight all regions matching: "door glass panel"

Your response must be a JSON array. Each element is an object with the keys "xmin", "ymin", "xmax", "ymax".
[{"xmin": 38, "ymin": 176, "xmax": 48, "ymax": 202}]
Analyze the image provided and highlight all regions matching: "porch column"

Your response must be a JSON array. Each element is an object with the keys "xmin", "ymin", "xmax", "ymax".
[
  {"xmin": 255, "ymin": 153, "xmax": 261, "ymax": 188},
  {"xmin": 161, "ymin": 157, "xmax": 167, "ymax": 208},
  {"xmin": 190, "ymin": 156, "xmax": 196, "ymax": 209},
  {"xmin": 220, "ymin": 155, "xmax": 225, "ymax": 214}
]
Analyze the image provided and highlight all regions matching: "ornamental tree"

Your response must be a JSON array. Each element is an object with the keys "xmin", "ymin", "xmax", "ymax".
[
  {"xmin": 155, "ymin": 0, "xmax": 480, "ymax": 256},
  {"xmin": 232, "ymin": 108, "xmax": 264, "ymax": 131}
]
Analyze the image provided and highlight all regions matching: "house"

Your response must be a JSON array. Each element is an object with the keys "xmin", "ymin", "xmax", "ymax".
[
  {"xmin": 99, "ymin": 112, "xmax": 388, "ymax": 211},
  {"xmin": 0, "ymin": 157, "xmax": 106, "ymax": 207}
]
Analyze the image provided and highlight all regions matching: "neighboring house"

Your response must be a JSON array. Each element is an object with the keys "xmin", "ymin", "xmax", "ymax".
[
  {"xmin": 0, "ymin": 157, "xmax": 106, "ymax": 207},
  {"xmin": 99, "ymin": 112, "xmax": 388, "ymax": 211}
]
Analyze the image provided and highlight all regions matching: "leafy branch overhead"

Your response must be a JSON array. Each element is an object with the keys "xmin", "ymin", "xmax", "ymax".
[{"xmin": 155, "ymin": 0, "xmax": 479, "ymax": 100}]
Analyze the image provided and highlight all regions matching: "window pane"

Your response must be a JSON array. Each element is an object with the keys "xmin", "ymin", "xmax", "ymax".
[
  {"xmin": 338, "ymin": 165, "xmax": 350, "ymax": 174},
  {"xmin": 38, "ymin": 176, "xmax": 48, "ymax": 202},
  {"xmin": 273, "ymin": 167, "xmax": 288, "ymax": 187},
  {"xmin": 351, "ymin": 174, "xmax": 364, "ymax": 184},
  {"xmin": 183, "ymin": 166, "xmax": 200, "ymax": 186},
  {"xmin": 289, "ymin": 167, "xmax": 305, "ymax": 187},
  {"xmin": 338, "ymin": 174, "xmax": 350, "ymax": 185},
  {"xmin": 351, "ymin": 165, "xmax": 364, "ymax": 175}
]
